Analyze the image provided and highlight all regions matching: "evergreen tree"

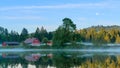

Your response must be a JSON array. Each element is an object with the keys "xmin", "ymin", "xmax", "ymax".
[
  {"xmin": 40, "ymin": 26, "xmax": 48, "ymax": 41},
  {"xmin": 53, "ymin": 18, "xmax": 76, "ymax": 46},
  {"xmin": 42, "ymin": 37, "xmax": 48, "ymax": 45},
  {"xmin": 34, "ymin": 27, "xmax": 40, "ymax": 40},
  {"xmin": 47, "ymin": 32, "xmax": 53, "ymax": 40},
  {"xmin": 9, "ymin": 30, "xmax": 19, "ymax": 41},
  {"xmin": 20, "ymin": 28, "xmax": 28, "ymax": 41}
]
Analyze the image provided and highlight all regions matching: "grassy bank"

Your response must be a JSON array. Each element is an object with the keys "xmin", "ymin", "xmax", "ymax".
[{"xmin": 0, "ymin": 44, "xmax": 118, "ymax": 49}]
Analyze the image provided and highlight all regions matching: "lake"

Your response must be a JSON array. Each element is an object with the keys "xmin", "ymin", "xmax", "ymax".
[{"xmin": 0, "ymin": 50, "xmax": 120, "ymax": 68}]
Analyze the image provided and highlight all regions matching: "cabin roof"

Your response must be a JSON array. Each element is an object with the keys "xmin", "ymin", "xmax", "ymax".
[
  {"xmin": 24, "ymin": 38, "xmax": 39, "ymax": 44},
  {"xmin": 4, "ymin": 42, "xmax": 19, "ymax": 44},
  {"xmin": 2, "ymin": 42, "xmax": 20, "ymax": 46}
]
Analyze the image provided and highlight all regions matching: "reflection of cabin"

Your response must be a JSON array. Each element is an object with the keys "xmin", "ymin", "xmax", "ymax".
[
  {"xmin": 25, "ymin": 54, "xmax": 40, "ymax": 62},
  {"xmin": 2, "ymin": 42, "xmax": 20, "ymax": 46},
  {"xmin": 24, "ymin": 53, "xmax": 53, "ymax": 62},
  {"xmin": 24, "ymin": 38, "xmax": 40, "ymax": 46},
  {"xmin": 2, "ymin": 54, "xmax": 19, "ymax": 58}
]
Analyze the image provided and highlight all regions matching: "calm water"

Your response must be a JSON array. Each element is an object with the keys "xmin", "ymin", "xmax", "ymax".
[{"xmin": 0, "ymin": 51, "xmax": 120, "ymax": 68}]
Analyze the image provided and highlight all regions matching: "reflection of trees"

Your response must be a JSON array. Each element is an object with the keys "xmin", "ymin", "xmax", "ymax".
[
  {"xmin": 2, "ymin": 52, "xmax": 120, "ymax": 68},
  {"xmin": 32, "ymin": 57, "xmax": 53, "ymax": 68},
  {"xmin": 52, "ymin": 52, "xmax": 84, "ymax": 68},
  {"xmin": 0, "ymin": 57, "xmax": 26, "ymax": 68},
  {"xmin": 0, "ymin": 53, "xmax": 53, "ymax": 68},
  {"xmin": 52, "ymin": 53, "xmax": 120, "ymax": 68},
  {"xmin": 80, "ymin": 55, "xmax": 120, "ymax": 68}
]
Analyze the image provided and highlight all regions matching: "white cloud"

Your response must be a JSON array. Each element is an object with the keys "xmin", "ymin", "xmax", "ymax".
[
  {"xmin": 96, "ymin": 13, "xmax": 100, "ymax": 16},
  {"xmin": 96, "ymin": 12, "xmax": 104, "ymax": 16},
  {"xmin": 0, "ymin": 0, "xmax": 119, "ymax": 11},
  {"xmin": 18, "ymin": 10, "xmax": 40, "ymax": 13},
  {"xmin": 0, "ymin": 16, "xmax": 44, "ymax": 20},
  {"xmin": 0, "ymin": 3, "xmax": 108, "ymax": 11}
]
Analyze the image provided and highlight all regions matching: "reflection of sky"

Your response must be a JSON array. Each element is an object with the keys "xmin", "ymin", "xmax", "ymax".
[
  {"xmin": 8, "ymin": 64, "xmax": 55, "ymax": 68},
  {"xmin": 0, "ymin": 44, "xmax": 2, "ymax": 47}
]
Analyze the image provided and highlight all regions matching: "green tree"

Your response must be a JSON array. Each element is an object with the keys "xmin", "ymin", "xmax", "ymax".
[
  {"xmin": 47, "ymin": 32, "xmax": 53, "ymax": 40},
  {"xmin": 21, "ymin": 28, "xmax": 28, "ymax": 35},
  {"xmin": 42, "ymin": 37, "xmax": 48, "ymax": 45},
  {"xmin": 74, "ymin": 31, "xmax": 81, "ymax": 42},
  {"xmin": 40, "ymin": 26, "xmax": 48, "ymax": 41},
  {"xmin": 53, "ymin": 27, "xmax": 64, "ymax": 46},
  {"xmin": 9, "ymin": 30, "xmax": 19, "ymax": 41},
  {"xmin": 20, "ymin": 28, "xmax": 28, "ymax": 41},
  {"xmin": 4, "ymin": 28, "xmax": 8, "ymax": 36},
  {"xmin": 53, "ymin": 18, "xmax": 76, "ymax": 46},
  {"xmin": 34, "ymin": 27, "xmax": 40, "ymax": 40},
  {"xmin": 62, "ymin": 18, "xmax": 76, "ymax": 32},
  {"xmin": 3, "ymin": 28, "xmax": 9, "ymax": 41},
  {"xmin": 78, "ymin": 29, "xmax": 87, "ymax": 42}
]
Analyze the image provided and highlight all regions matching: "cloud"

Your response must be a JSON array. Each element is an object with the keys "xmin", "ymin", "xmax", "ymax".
[
  {"xmin": 0, "ymin": 3, "xmax": 108, "ymax": 11},
  {"xmin": 96, "ymin": 13, "xmax": 100, "ymax": 16},
  {"xmin": 96, "ymin": 12, "xmax": 104, "ymax": 16},
  {"xmin": 0, "ymin": 16, "xmax": 44, "ymax": 20},
  {"xmin": 0, "ymin": 0, "xmax": 119, "ymax": 11}
]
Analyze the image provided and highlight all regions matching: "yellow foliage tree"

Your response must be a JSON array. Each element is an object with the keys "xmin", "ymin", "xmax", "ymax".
[{"xmin": 116, "ymin": 34, "xmax": 120, "ymax": 43}]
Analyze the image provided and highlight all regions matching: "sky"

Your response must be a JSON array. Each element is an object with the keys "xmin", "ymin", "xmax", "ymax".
[{"xmin": 0, "ymin": 0, "xmax": 120, "ymax": 33}]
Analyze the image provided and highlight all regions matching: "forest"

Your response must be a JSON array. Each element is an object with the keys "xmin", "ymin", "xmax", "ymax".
[
  {"xmin": 53, "ymin": 18, "xmax": 120, "ymax": 46},
  {"xmin": 77, "ymin": 25, "xmax": 120, "ymax": 44},
  {"xmin": 0, "ymin": 18, "xmax": 120, "ymax": 45},
  {"xmin": 0, "ymin": 26, "xmax": 53, "ymax": 43}
]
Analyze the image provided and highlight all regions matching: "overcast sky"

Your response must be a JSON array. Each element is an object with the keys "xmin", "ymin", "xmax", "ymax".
[{"xmin": 0, "ymin": 0, "xmax": 120, "ymax": 33}]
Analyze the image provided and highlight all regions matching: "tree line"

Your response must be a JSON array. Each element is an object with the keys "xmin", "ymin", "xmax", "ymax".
[
  {"xmin": 0, "ymin": 18, "xmax": 120, "ymax": 45},
  {"xmin": 77, "ymin": 26, "xmax": 120, "ymax": 44},
  {"xmin": 53, "ymin": 18, "xmax": 120, "ymax": 46},
  {"xmin": 0, "ymin": 26, "xmax": 53, "ymax": 43}
]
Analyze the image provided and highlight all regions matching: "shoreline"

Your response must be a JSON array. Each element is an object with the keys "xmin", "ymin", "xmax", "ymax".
[{"xmin": 0, "ymin": 48, "xmax": 120, "ymax": 52}]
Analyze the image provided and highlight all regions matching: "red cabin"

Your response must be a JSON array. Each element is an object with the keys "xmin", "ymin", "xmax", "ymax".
[
  {"xmin": 24, "ymin": 38, "xmax": 40, "ymax": 46},
  {"xmin": 2, "ymin": 42, "xmax": 19, "ymax": 46},
  {"xmin": 33, "ymin": 39, "xmax": 40, "ymax": 44}
]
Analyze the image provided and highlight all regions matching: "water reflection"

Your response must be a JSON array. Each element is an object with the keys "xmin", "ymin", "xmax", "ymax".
[
  {"xmin": 0, "ymin": 52, "xmax": 53, "ymax": 68},
  {"xmin": 0, "ymin": 52, "xmax": 120, "ymax": 68}
]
